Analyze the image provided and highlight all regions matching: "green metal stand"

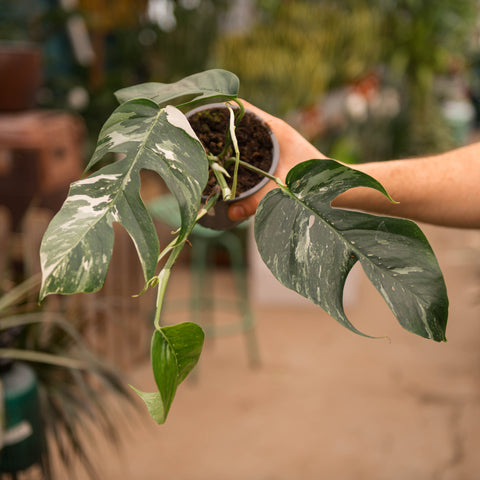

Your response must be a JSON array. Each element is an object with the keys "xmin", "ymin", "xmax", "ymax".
[{"xmin": 148, "ymin": 195, "xmax": 260, "ymax": 368}]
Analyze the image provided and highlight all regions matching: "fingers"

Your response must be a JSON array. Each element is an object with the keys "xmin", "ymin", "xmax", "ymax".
[
  {"xmin": 228, "ymin": 199, "xmax": 254, "ymax": 222},
  {"xmin": 239, "ymin": 99, "xmax": 279, "ymax": 124}
]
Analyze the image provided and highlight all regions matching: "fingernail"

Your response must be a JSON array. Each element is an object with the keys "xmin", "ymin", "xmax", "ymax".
[{"xmin": 229, "ymin": 205, "xmax": 246, "ymax": 221}]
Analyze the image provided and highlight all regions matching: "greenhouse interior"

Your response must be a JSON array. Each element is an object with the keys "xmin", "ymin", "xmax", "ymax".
[{"xmin": 1, "ymin": 1, "xmax": 480, "ymax": 479}]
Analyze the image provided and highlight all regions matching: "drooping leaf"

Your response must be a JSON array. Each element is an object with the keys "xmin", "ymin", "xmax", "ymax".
[
  {"xmin": 131, "ymin": 322, "xmax": 205, "ymax": 424},
  {"xmin": 255, "ymin": 159, "xmax": 448, "ymax": 341},
  {"xmin": 129, "ymin": 388, "xmax": 165, "ymax": 424},
  {"xmin": 39, "ymin": 100, "xmax": 208, "ymax": 300},
  {"xmin": 115, "ymin": 69, "xmax": 240, "ymax": 109}
]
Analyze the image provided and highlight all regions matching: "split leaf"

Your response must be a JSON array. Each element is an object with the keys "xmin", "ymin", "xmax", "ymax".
[
  {"xmin": 255, "ymin": 159, "xmax": 448, "ymax": 341},
  {"xmin": 39, "ymin": 101, "xmax": 208, "ymax": 300}
]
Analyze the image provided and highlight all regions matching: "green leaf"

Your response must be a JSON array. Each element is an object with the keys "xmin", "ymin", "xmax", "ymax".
[
  {"xmin": 129, "ymin": 388, "xmax": 166, "ymax": 424},
  {"xmin": 114, "ymin": 69, "xmax": 240, "ymax": 109},
  {"xmin": 254, "ymin": 159, "xmax": 448, "ymax": 341},
  {"xmin": 131, "ymin": 322, "xmax": 205, "ymax": 424},
  {"xmin": 39, "ymin": 100, "xmax": 208, "ymax": 300}
]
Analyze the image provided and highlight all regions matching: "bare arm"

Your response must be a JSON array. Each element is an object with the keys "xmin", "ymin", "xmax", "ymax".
[{"xmin": 228, "ymin": 101, "xmax": 480, "ymax": 229}]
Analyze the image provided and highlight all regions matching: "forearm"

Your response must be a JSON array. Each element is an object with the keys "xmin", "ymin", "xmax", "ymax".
[{"xmin": 335, "ymin": 144, "xmax": 480, "ymax": 229}]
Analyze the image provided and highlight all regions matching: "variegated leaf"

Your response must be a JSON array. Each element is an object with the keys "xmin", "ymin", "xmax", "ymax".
[
  {"xmin": 115, "ymin": 69, "xmax": 240, "ymax": 109},
  {"xmin": 255, "ymin": 159, "xmax": 448, "ymax": 341},
  {"xmin": 40, "ymin": 100, "xmax": 208, "ymax": 300}
]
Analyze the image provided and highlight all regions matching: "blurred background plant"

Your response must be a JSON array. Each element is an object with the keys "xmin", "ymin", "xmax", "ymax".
[
  {"xmin": 215, "ymin": 0, "xmax": 480, "ymax": 162},
  {"xmin": 1, "ymin": 0, "xmax": 478, "ymax": 161},
  {"xmin": 0, "ymin": 274, "xmax": 138, "ymax": 478},
  {"xmin": 0, "ymin": 0, "xmax": 229, "ymax": 152}
]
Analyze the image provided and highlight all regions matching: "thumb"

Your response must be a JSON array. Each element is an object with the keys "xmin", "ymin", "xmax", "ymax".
[
  {"xmin": 227, "ymin": 179, "xmax": 278, "ymax": 222},
  {"xmin": 228, "ymin": 196, "xmax": 258, "ymax": 222}
]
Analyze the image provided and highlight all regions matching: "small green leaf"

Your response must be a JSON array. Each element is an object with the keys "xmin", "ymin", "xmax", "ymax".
[
  {"xmin": 40, "ymin": 101, "xmax": 208, "ymax": 300},
  {"xmin": 114, "ymin": 69, "xmax": 239, "ymax": 109},
  {"xmin": 129, "ymin": 388, "xmax": 165, "ymax": 424},
  {"xmin": 157, "ymin": 322, "xmax": 205, "ymax": 384},
  {"xmin": 131, "ymin": 322, "xmax": 204, "ymax": 424},
  {"xmin": 255, "ymin": 159, "xmax": 448, "ymax": 341}
]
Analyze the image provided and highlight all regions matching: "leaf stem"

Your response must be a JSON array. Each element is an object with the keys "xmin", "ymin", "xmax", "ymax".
[
  {"xmin": 152, "ymin": 192, "xmax": 220, "ymax": 330},
  {"xmin": 208, "ymin": 155, "xmax": 232, "ymax": 200},
  {"xmin": 235, "ymin": 158, "xmax": 286, "ymax": 187},
  {"xmin": 196, "ymin": 192, "xmax": 220, "ymax": 221},
  {"xmin": 227, "ymin": 103, "xmax": 241, "ymax": 198},
  {"xmin": 153, "ymin": 268, "xmax": 171, "ymax": 330},
  {"xmin": 153, "ymin": 242, "xmax": 184, "ymax": 330},
  {"xmin": 157, "ymin": 238, "xmax": 177, "ymax": 263},
  {"xmin": 215, "ymin": 100, "xmax": 242, "ymax": 167},
  {"xmin": 233, "ymin": 98, "xmax": 245, "ymax": 125}
]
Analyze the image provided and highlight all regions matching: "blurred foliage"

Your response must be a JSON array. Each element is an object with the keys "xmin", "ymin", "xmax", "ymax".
[
  {"xmin": 1, "ymin": 0, "xmax": 478, "ymax": 161},
  {"xmin": 378, "ymin": 0, "xmax": 479, "ymax": 157},
  {"xmin": 0, "ymin": 0, "xmax": 228, "ymax": 156},
  {"xmin": 0, "ymin": 275, "xmax": 138, "ymax": 479},
  {"xmin": 216, "ymin": 0, "xmax": 383, "ymax": 116},
  {"xmin": 379, "ymin": 0, "xmax": 477, "ymax": 91},
  {"xmin": 78, "ymin": 0, "xmax": 149, "ymax": 30},
  {"xmin": 215, "ymin": 0, "xmax": 479, "ymax": 161}
]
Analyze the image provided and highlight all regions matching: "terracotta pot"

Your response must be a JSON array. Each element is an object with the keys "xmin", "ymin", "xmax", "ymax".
[
  {"xmin": 0, "ymin": 42, "xmax": 43, "ymax": 111},
  {"xmin": 187, "ymin": 103, "xmax": 279, "ymax": 230}
]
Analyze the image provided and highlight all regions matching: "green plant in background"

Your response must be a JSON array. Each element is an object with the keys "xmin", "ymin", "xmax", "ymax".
[
  {"xmin": 0, "ymin": 275, "xmax": 136, "ymax": 479},
  {"xmin": 39, "ymin": 69, "xmax": 448, "ymax": 425},
  {"xmin": 0, "ymin": 0, "xmax": 228, "ymax": 152},
  {"xmin": 215, "ymin": 0, "xmax": 479, "ymax": 160},
  {"xmin": 378, "ymin": 0, "xmax": 478, "ymax": 156},
  {"xmin": 215, "ymin": 0, "xmax": 382, "ymax": 117},
  {"xmin": 77, "ymin": 0, "xmax": 229, "ymax": 148}
]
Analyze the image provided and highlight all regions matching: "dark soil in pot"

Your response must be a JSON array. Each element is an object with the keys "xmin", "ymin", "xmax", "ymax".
[{"xmin": 187, "ymin": 107, "xmax": 275, "ymax": 197}]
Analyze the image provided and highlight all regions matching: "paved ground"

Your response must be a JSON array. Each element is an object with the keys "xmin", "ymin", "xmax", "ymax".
[{"xmin": 69, "ymin": 224, "xmax": 480, "ymax": 480}]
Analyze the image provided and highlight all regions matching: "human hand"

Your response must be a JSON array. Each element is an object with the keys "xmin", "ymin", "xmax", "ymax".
[{"xmin": 228, "ymin": 100, "xmax": 326, "ymax": 222}]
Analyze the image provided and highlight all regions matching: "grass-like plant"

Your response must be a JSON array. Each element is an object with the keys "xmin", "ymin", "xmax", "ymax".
[{"xmin": 0, "ymin": 275, "xmax": 137, "ymax": 478}]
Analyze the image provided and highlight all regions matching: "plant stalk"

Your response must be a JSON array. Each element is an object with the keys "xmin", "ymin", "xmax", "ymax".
[
  {"xmin": 233, "ymin": 98, "xmax": 245, "ymax": 125},
  {"xmin": 196, "ymin": 191, "xmax": 221, "ymax": 221},
  {"xmin": 227, "ymin": 103, "xmax": 241, "ymax": 198},
  {"xmin": 208, "ymin": 155, "xmax": 232, "ymax": 200},
  {"xmin": 235, "ymin": 158, "xmax": 286, "ymax": 187},
  {"xmin": 152, "ymin": 192, "xmax": 220, "ymax": 330},
  {"xmin": 153, "ymin": 243, "xmax": 183, "ymax": 331},
  {"xmin": 216, "ymin": 100, "xmax": 243, "ymax": 167}
]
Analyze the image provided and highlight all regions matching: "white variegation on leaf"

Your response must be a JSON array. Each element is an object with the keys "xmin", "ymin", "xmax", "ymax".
[
  {"xmin": 40, "ymin": 100, "xmax": 208, "ymax": 300},
  {"xmin": 255, "ymin": 159, "xmax": 448, "ymax": 341}
]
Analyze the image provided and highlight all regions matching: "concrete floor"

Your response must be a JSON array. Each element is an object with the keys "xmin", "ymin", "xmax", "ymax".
[{"xmin": 70, "ymin": 224, "xmax": 480, "ymax": 480}]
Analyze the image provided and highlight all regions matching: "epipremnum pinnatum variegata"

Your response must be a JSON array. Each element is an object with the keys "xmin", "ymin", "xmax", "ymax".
[
  {"xmin": 38, "ymin": 69, "xmax": 448, "ymax": 424},
  {"xmin": 255, "ymin": 159, "xmax": 448, "ymax": 342}
]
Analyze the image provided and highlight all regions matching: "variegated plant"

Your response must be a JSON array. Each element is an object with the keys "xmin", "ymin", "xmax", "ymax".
[{"xmin": 39, "ymin": 69, "xmax": 448, "ymax": 424}]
